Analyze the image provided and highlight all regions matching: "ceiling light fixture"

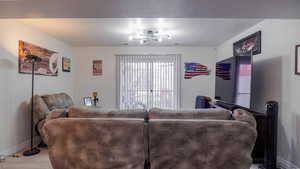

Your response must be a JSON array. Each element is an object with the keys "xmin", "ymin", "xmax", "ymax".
[{"xmin": 128, "ymin": 29, "xmax": 172, "ymax": 44}]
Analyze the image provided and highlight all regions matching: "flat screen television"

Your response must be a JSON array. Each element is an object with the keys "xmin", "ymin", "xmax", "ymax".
[{"xmin": 215, "ymin": 56, "xmax": 253, "ymax": 109}]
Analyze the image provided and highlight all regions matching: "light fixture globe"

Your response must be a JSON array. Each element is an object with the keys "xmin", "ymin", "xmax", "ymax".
[{"xmin": 128, "ymin": 28, "xmax": 172, "ymax": 45}]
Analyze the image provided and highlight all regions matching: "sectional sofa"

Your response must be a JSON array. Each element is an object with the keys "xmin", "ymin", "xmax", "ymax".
[{"xmin": 41, "ymin": 105, "xmax": 257, "ymax": 169}]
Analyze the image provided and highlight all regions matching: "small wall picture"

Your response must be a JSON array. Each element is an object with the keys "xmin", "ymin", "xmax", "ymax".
[
  {"xmin": 83, "ymin": 97, "xmax": 93, "ymax": 106},
  {"xmin": 19, "ymin": 40, "xmax": 58, "ymax": 76},
  {"xmin": 62, "ymin": 57, "xmax": 71, "ymax": 72},
  {"xmin": 93, "ymin": 60, "xmax": 103, "ymax": 76},
  {"xmin": 233, "ymin": 31, "xmax": 261, "ymax": 56},
  {"xmin": 295, "ymin": 45, "xmax": 300, "ymax": 75}
]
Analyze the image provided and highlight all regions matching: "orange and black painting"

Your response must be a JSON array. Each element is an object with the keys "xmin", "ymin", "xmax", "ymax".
[
  {"xmin": 19, "ymin": 40, "xmax": 58, "ymax": 76},
  {"xmin": 93, "ymin": 60, "xmax": 102, "ymax": 76}
]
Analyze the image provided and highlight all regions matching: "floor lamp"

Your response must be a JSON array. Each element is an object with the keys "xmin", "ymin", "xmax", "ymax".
[{"xmin": 23, "ymin": 55, "xmax": 42, "ymax": 156}]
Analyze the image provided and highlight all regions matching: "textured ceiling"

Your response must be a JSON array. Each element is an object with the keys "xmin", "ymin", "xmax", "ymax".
[
  {"xmin": 1, "ymin": 0, "xmax": 300, "ymax": 18},
  {"xmin": 20, "ymin": 18, "xmax": 262, "ymax": 46}
]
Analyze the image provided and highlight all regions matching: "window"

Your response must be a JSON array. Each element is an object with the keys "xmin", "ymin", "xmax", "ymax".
[{"xmin": 117, "ymin": 54, "xmax": 181, "ymax": 110}]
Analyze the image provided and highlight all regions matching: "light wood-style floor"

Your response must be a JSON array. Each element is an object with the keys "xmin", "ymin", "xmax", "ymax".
[
  {"xmin": 0, "ymin": 149, "xmax": 51, "ymax": 169},
  {"xmin": 0, "ymin": 149, "xmax": 260, "ymax": 169}
]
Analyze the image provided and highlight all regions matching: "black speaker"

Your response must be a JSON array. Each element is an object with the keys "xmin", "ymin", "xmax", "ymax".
[{"xmin": 264, "ymin": 101, "xmax": 278, "ymax": 169}]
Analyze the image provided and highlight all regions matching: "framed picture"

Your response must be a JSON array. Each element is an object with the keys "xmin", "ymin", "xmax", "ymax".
[
  {"xmin": 83, "ymin": 97, "xmax": 93, "ymax": 106},
  {"xmin": 19, "ymin": 40, "xmax": 58, "ymax": 76},
  {"xmin": 93, "ymin": 60, "xmax": 103, "ymax": 76},
  {"xmin": 62, "ymin": 57, "xmax": 71, "ymax": 72},
  {"xmin": 233, "ymin": 31, "xmax": 261, "ymax": 56},
  {"xmin": 295, "ymin": 45, "xmax": 300, "ymax": 75}
]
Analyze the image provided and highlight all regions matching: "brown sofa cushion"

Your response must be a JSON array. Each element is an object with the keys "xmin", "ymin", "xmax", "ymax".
[
  {"xmin": 149, "ymin": 108, "xmax": 231, "ymax": 120},
  {"xmin": 149, "ymin": 119, "xmax": 257, "ymax": 169},
  {"xmin": 44, "ymin": 118, "xmax": 145, "ymax": 169},
  {"xmin": 41, "ymin": 93, "xmax": 73, "ymax": 110},
  {"xmin": 68, "ymin": 106, "xmax": 145, "ymax": 118}
]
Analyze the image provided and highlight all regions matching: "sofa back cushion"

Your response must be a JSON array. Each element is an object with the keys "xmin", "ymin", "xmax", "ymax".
[
  {"xmin": 68, "ymin": 106, "xmax": 145, "ymax": 118},
  {"xmin": 41, "ymin": 93, "xmax": 74, "ymax": 110},
  {"xmin": 149, "ymin": 108, "xmax": 231, "ymax": 120},
  {"xmin": 149, "ymin": 119, "xmax": 257, "ymax": 169},
  {"xmin": 44, "ymin": 118, "xmax": 145, "ymax": 169}
]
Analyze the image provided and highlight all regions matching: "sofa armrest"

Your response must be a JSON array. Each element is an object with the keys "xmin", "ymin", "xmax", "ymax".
[
  {"xmin": 36, "ymin": 109, "xmax": 68, "ymax": 145},
  {"xmin": 232, "ymin": 109, "xmax": 257, "ymax": 128},
  {"xmin": 32, "ymin": 95, "xmax": 50, "ymax": 125},
  {"xmin": 45, "ymin": 109, "xmax": 68, "ymax": 121}
]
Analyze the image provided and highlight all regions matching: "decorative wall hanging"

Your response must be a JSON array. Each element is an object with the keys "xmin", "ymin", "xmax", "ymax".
[
  {"xmin": 62, "ymin": 57, "xmax": 71, "ymax": 72},
  {"xmin": 19, "ymin": 40, "xmax": 58, "ymax": 76},
  {"xmin": 216, "ymin": 63, "xmax": 231, "ymax": 80},
  {"xmin": 93, "ymin": 60, "xmax": 103, "ymax": 76},
  {"xmin": 184, "ymin": 62, "xmax": 209, "ymax": 79},
  {"xmin": 233, "ymin": 31, "xmax": 261, "ymax": 56},
  {"xmin": 83, "ymin": 97, "xmax": 93, "ymax": 106},
  {"xmin": 295, "ymin": 45, "xmax": 300, "ymax": 75}
]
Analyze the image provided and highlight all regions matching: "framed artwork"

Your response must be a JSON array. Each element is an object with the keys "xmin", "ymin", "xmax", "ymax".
[
  {"xmin": 19, "ymin": 40, "xmax": 58, "ymax": 76},
  {"xmin": 295, "ymin": 45, "xmax": 300, "ymax": 75},
  {"xmin": 233, "ymin": 31, "xmax": 261, "ymax": 56},
  {"xmin": 62, "ymin": 57, "xmax": 71, "ymax": 72},
  {"xmin": 93, "ymin": 60, "xmax": 103, "ymax": 76},
  {"xmin": 83, "ymin": 97, "xmax": 93, "ymax": 106}
]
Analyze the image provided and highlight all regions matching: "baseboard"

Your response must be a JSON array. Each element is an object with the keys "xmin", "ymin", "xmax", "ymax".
[
  {"xmin": 0, "ymin": 136, "xmax": 40, "ymax": 156},
  {"xmin": 278, "ymin": 157, "xmax": 300, "ymax": 169}
]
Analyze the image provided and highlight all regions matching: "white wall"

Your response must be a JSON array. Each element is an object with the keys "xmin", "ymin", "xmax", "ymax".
[
  {"xmin": 74, "ymin": 46, "xmax": 216, "ymax": 109},
  {"xmin": 217, "ymin": 19, "xmax": 300, "ymax": 167},
  {"xmin": 0, "ymin": 20, "xmax": 75, "ymax": 155}
]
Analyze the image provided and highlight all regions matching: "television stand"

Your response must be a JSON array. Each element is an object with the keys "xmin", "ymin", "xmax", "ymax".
[{"xmin": 214, "ymin": 101, "xmax": 278, "ymax": 169}]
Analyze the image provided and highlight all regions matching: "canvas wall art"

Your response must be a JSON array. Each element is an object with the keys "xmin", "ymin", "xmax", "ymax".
[
  {"xmin": 233, "ymin": 31, "xmax": 261, "ymax": 56},
  {"xmin": 19, "ymin": 40, "xmax": 58, "ymax": 76},
  {"xmin": 93, "ymin": 60, "xmax": 103, "ymax": 76},
  {"xmin": 62, "ymin": 57, "xmax": 71, "ymax": 72}
]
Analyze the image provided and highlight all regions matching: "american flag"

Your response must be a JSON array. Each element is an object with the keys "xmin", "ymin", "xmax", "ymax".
[
  {"xmin": 216, "ymin": 63, "xmax": 231, "ymax": 80},
  {"xmin": 184, "ymin": 63, "xmax": 209, "ymax": 79}
]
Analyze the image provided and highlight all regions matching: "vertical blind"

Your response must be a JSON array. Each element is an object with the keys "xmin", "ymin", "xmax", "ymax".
[{"xmin": 117, "ymin": 54, "xmax": 181, "ymax": 110}]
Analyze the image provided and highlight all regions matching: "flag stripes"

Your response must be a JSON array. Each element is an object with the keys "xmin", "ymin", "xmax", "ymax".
[
  {"xmin": 216, "ymin": 63, "xmax": 231, "ymax": 80},
  {"xmin": 184, "ymin": 62, "xmax": 210, "ymax": 79}
]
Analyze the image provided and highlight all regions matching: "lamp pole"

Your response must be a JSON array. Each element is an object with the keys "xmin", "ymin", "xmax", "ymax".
[{"xmin": 23, "ymin": 55, "xmax": 41, "ymax": 156}]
